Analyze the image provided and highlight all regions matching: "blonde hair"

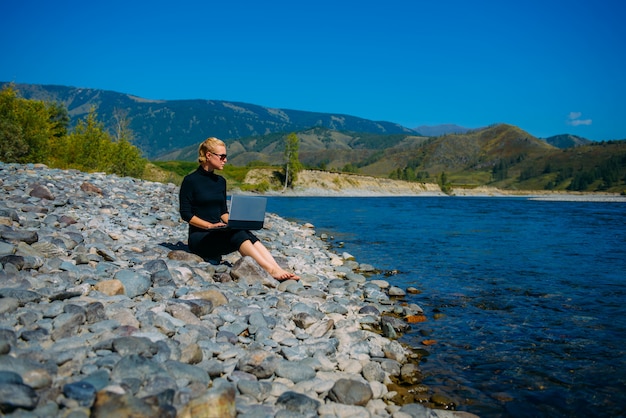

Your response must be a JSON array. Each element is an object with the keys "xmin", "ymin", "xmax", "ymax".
[{"xmin": 198, "ymin": 137, "xmax": 225, "ymax": 164}]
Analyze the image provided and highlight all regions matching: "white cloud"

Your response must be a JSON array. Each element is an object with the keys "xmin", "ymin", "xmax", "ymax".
[
  {"xmin": 567, "ymin": 112, "xmax": 592, "ymax": 126},
  {"xmin": 569, "ymin": 119, "xmax": 593, "ymax": 126}
]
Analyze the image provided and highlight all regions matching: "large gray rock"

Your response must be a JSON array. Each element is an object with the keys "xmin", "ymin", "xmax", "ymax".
[{"xmin": 327, "ymin": 378, "xmax": 373, "ymax": 406}]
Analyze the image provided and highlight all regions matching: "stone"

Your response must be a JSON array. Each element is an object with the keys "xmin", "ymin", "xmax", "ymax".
[
  {"xmin": 400, "ymin": 363, "xmax": 423, "ymax": 385},
  {"xmin": 114, "ymin": 270, "xmax": 151, "ymax": 298},
  {"xmin": 180, "ymin": 343, "xmax": 203, "ymax": 364},
  {"xmin": 327, "ymin": 378, "xmax": 373, "ymax": 406},
  {"xmin": 388, "ymin": 286, "xmax": 406, "ymax": 297},
  {"xmin": 179, "ymin": 379, "xmax": 236, "ymax": 418},
  {"xmin": 0, "ymin": 164, "xmax": 455, "ymax": 418},
  {"xmin": 381, "ymin": 315, "xmax": 410, "ymax": 333},
  {"xmin": 275, "ymin": 360, "xmax": 316, "ymax": 383},
  {"xmin": 0, "ymin": 382, "xmax": 39, "ymax": 413},
  {"xmin": 94, "ymin": 279, "xmax": 125, "ymax": 296},
  {"xmin": 276, "ymin": 391, "xmax": 321, "ymax": 417},
  {"xmin": 292, "ymin": 312, "xmax": 318, "ymax": 329},
  {"xmin": 91, "ymin": 390, "xmax": 174, "ymax": 418},
  {"xmin": 363, "ymin": 361, "xmax": 386, "ymax": 383},
  {"xmin": 237, "ymin": 379, "xmax": 273, "ymax": 402},
  {"xmin": 230, "ymin": 256, "xmax": 275, "ymax": 286},
  {"xmin": 52, "ymin": 312, "xmax": 86, "ymax": 341},
  {"xmin": 189, "ymin": 289, "xmax": 228, "ymax": 307},
  {"xmin": 80, "ymin": 181, "xmax": 103, "ymax": 195},
  {"xmin": 167, "ymin": 250, "xmax": 204, "ymax": 263},
  {"xmin": 237, "ymin": 350, "xmax": 280, "ymax": 379},
  {"xmin": 29, "ymin": 184, "xmax": 54, "ymax": 200},
  {"xmin": 63, "ymin": 380, "xmax": 96, "ymax": 406}
]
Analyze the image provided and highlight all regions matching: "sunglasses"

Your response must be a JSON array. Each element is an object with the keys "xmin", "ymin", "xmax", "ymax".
[{"xmin": 210, "ymin": 152, "xmax": 228, "ymax": 161}]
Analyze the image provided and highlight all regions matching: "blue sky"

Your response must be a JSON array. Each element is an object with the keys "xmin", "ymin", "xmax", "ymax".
[{"xmin": 2, "ymin": 0, "xmax": 625, "ymax": 140}]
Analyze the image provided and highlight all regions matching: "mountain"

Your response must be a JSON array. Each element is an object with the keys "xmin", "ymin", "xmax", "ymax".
[
  {"xmin": 414, "ymin": 124, "xmax": 472, "ymax": 136},
  {"xmin": 141, "ymin": 121, "xmax": 557, "ymax": 180},
  {"xmin": 222, "ymin": 124, "xmax": 626, "ymax": 194},
  {"xmin": 2, "ymin": 82, "xmax": 417, "ymax": 159},
  {"xmin": 356, "ymin": 123, "xmax": 556, "ymax": 178},
  {"xmin": 543, "ymin": 134, "xmax": 592, "ymax": 149},
  {"xmin": 4, "ymin": 82, "xmax": 624, "ymax": 193}
]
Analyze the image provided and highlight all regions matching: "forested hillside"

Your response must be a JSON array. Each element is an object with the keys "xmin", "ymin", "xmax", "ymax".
[
  {"xmin": 157, "ymin": 124, "xmax": 626, "ymax": 194},
  {"xmin": 2, "ymin": 82, "xmax": 418, "ymax": 159}
]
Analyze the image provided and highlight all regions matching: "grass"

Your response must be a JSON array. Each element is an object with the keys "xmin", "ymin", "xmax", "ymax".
[{"xmin": 147, "ymin": 161, "xmax": 282, "ymax": 192}]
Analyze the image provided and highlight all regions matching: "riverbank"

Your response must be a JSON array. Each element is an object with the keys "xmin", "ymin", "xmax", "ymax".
[
  {"xmin": 248, "ymin": 169, "xmax": 626, "ymax": 202},
  {"xmin": 267, "ymin": 187, "xmax": 626, "ymax": 202},
  {"xmin": 0, "ymin": 163, "xmax": 478, "ymax": 417}
]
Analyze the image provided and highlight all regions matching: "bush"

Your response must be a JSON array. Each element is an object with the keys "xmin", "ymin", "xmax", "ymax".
[
  {"xmin": 0, "ymin": 86, "xmax": 54, "ymax": 163},
  {"xmin": 0, "ymin": 85, "xmax": 148, "ymax": 179}
]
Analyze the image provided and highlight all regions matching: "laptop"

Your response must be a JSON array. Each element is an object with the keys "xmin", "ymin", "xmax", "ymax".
[{"xmin": 222, "ymin": 195, "xmax": 267, "ymax": 230}]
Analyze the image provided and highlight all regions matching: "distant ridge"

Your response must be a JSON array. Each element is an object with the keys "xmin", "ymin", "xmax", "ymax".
[
  {"xmin": 1, "ymin": 82, "xmax": 417, "ymax": 158},
  {"xmin": 414, "ymin": 124, "xmax": 472, "ymax": 136},
  {"xmin": 543, "ymin": 134, "xmax": 592, "ymax": 149}
]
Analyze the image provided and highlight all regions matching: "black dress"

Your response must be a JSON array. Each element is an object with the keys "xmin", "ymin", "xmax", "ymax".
[{"xmin": 179, "ymin": 167, "xmax": 258, "ymax": 262}]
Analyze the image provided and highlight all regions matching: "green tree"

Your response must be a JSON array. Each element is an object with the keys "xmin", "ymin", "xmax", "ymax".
[
  {"xmin": 51, "ymin": 108, "xmax": 113, "ymax": 171},
  {"xmin": 0, "ymin": 115, "xmax": 27, "ymax": 162},
  {"xmin": 439, "ymin": 171, "xmax": 452, "ymax": 195},
  {"xmin": 1, "ymin": 86, "xmax": 31, "ymax": 162},
  {"xmin": 109, "ymin": 108, "xmax": 146, "ymax": 177},
  {"xmin": 0, "ymin": 85, "xmax": 53, "ymax": 163},
  {"xmin": 48, "ymin": 101, "xmax": 70, "ymax": 139},
  {"xmin": 1, "ymin": 86, "xmax": 146, "ymax": 178},
  {"xmin": 283, "ymin": 132, "xmax": 302, "ymax": 190},
  {"xmin": 492, "ymin": 160, "xmax": 508, "ymax": 181}
]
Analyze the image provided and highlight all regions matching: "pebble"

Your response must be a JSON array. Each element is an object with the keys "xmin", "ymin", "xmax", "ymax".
[{"xmin": 0, "ymin": 163, "xmax": 478, "ymax": 417}]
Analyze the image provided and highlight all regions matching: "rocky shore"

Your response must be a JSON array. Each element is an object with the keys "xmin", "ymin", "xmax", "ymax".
[{"xmin": 0, "ymin": 163, "xmax": 478, "ymax": 418}]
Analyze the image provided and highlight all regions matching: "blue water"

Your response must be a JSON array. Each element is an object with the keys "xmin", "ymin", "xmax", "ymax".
[{"xmin": 266, "ymin": 196, "xmax": 626, "ymax": 418}]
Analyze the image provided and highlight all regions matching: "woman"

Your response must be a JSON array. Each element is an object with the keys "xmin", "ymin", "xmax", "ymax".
[{"xmin": 179, "ymin": 137, "xmax": 299, "ymax": 281}]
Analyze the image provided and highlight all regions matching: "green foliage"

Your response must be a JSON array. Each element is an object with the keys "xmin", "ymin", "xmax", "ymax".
[
  {"xmin": 108, "ymin": 109, "xmax": 146, "ymax": 177},
  {"xmin": 566, "ymin": 154, "xmax": 626, "ymax": 191},
  {"xmin": 389, "ymin": 167, "xmax": 430, "ymax": 182},
  {"xmin": 518, "ymin": 167, "xmax": 535, "ymax": 181},
  {"xmin": 223, "ymin": 165, "xmax": 252, "ymax": 184},
  {"xmin": 151, "ymin": 161, "xmax": 276, "ymax": 192},
  {"xmin": 48, "ymin": 101, "xmax": 70, "ymax": 139},
  {"xmin": 439, "ymin": 172, "xmax": 452, "ymax": 195},
  {"xmin": 283, "ymin": 132, "xmax": 302, "ymax": 188},
  {"xmin": 152, "ymin": 161, "xmax": 198, "ymax": 178},
  {"xmin": 488, "ymin": 154, "xmax": 525, "ymax": 182},
  {"xmin": 151, "ymin": 161, "xmax": 258, "ymax": 188},
  {"xmin": 0, "ymin": 85, "xmax": 147, "ymax": 178},
  {"xmin": 0, "ymin": 115, "xmax": 27, "ymax": 162},
  {"xmin": 349, "ymin": 133, "xmax": 410, "ymax": 149},
  {"xmin": 240, "ymin": 181, "xmax": 271, "ymax": 193},
  {"xmin": 55, "ymin": 109, "xmax": 114, "ymax": 171},
  {"xmin": 110, "ymin": 137, "xmax": 147, "ymax": 178},
  {"xmin": 246, "ymin": 160, "xmax": 273, "ymax": 168},
  {"xmin": 0, "ymin": 86, "xmax": 54, "ymax": 163}
]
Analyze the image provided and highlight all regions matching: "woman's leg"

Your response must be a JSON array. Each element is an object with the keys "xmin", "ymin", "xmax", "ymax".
[{"xmin": 238, "ymin": 240, "xmax": 299, "ymax": 281}]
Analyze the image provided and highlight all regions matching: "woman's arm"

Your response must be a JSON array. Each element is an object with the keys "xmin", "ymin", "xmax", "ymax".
[{"xmin": 189, "ymin": 215, "xmax": 226, "ymax": 229}]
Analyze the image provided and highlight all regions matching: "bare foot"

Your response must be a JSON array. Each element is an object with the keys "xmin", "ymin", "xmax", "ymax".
[{"xmin": 270, "ymin": 267, "xmax": 300, "ymax": 281}]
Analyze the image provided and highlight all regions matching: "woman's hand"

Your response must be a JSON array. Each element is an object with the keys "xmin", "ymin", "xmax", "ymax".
[
  {"xmin": 208, "ymin": 221, "xmax": 227, "ymax": 229},
  {"xmin": 189, "ymin": 215, "xmax": 226, "ymax": 230}
]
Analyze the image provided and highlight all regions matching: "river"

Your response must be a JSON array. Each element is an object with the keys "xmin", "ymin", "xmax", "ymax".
[{"xmin": 266, "ymin": 196, "xmax": 626, "ymax": 417}]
